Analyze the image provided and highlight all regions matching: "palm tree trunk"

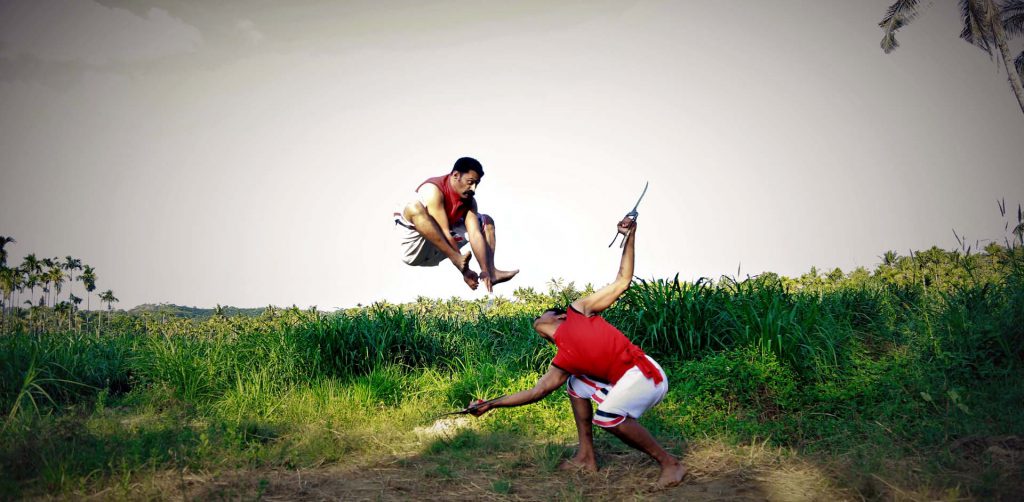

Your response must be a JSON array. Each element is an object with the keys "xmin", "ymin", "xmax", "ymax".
[
  {"xmin": 67, "ymin": 273, "xmax": 73, "ymax": 329},
  {"xmin": 986, "ymin": 0, "xmax": 1024, "ymax": 115},
  {"xmin": 28, "ymin": 286, "xmax": 34, "ymax": 330}
]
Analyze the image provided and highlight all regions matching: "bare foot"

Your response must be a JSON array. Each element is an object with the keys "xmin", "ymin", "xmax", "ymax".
[
  {"xmin": 451, "ymin": 251, "xmax": 473, "ymax": 272},
  {"xmin": 656, "ymin": 461, "xmax": 687, "ymax": 489},
  {"xmin": 490, "ymin": 268, "xmax": 519, "ymax": 286},
  {"xmin": 480, "ymin": 273, "xmax": 493, "ymax": 294},
  {"xmin": 558, "ymin": 456, "xmax": 597, "ymax": 472},
  {"xmin": 463, "ymin": 269, "xmax": 479, "ymax": 290}
]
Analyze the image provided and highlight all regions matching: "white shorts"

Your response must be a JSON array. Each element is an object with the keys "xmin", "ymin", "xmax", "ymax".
[
  {"xmin": 394, "ymin": 214, "xmax": 470, "ymax": 267},
  {"xmin": 565, "ymin": 355, "xmax": 668, "ymax": 428}
]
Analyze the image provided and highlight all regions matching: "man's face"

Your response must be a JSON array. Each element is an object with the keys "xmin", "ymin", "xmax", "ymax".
[{"xmin": 451, "ymin": 170, "xmax": 482, "ymax": 199}]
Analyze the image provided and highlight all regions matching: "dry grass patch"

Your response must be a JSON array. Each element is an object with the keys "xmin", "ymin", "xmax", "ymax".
[{"xmin": 58, "ymin": 437, "xmax": 856, "ymax": 501}]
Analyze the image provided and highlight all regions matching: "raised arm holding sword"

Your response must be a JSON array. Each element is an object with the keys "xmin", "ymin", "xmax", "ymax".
[{"xmin": 609, "ymin": 181, "xmax": 648, "ymax": 248}]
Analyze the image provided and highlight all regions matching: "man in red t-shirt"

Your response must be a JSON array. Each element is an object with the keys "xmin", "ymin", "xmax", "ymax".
[
  {"xmin": 468, "ymin": 218, "xmax": 686, "ymax": 489},
  {"xmin": 395, "ymin": 157, "xmax": 518, "ymax": 292}
]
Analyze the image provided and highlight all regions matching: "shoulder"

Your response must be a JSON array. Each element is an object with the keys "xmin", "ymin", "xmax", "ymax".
[
  {"xmin": 416, "ymin": 181, "xmax": 443, "ymax": 200},
  {"xmin": 568, "ymin": 302, "xmax": 595, "ymax": 318}
]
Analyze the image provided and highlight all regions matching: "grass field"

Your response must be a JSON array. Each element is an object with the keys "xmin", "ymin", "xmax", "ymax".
[{"xmin": 1, "ymin": 241, "xmax": 1022, "ymax": 500}]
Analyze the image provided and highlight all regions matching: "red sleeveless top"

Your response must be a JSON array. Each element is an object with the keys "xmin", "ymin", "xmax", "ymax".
[
  {"xmin": 551, "ymin": 307, "xmax": 663, "ymax": 385},
  {"xmin": 418, "ymin": 173, "xmax": 471, "ymax": 225}
]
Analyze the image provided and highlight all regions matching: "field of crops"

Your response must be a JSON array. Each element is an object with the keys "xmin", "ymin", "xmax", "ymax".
[{"xmin": 1, "ymin": 242, "xmax": 1022, "ymax": 500}]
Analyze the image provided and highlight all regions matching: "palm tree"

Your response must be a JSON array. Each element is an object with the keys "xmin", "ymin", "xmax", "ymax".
[
  {"xmin": 54, "ymin": 301, "xmax": 71, "ymax": 332},
  {"xmin": 100, "ymin": 290, "xmax": 118, "ymax": 311},
  {"xmin": 1007, "ymin": 2, "xmax": 1024, "ymax": 78},
  {"xmin": 0, "ymin": 236, "xmax": 15, "ymax": 268},
  {"xmin": 69, "ymin": 295, "xmax": 82, "ymax": 331},
  {"xmin": 879, "ymin": 0, "xmax": 1024, "ymax": 115},
  {"xmin": 79, "ymin": 265, "xmax": 96, "ymax": 311},
  {"xmin": 0, "ymin": 267, "xmax": 15, "ymax": 331},
  {"xmin": 21, "ymin": 254, "xmax": 41, "ymax": 303},
  {"xmin": 0, "ymin": 235, "xmax": 12, "ymax": 328},
  {"xmin": 99, "ymin": 290, "xmax": 118, "ymax": 330},
  {"xmin": 21, "ymin": 255, "xmax": 42, "ymax": 329},
  {"xmin": 28, "ymin": 297, "xmax": 44, "ymax": 334},
  {"xmin": 62, "ymin": 256, "xmax": 82, "ymax": 321},
  {"xmin": 16, "ymin": 268, "xmax": 25, "ymax": 315},
  {"xmin": 881, "ymin": 250, "xmax": 899, "ymax": 267},
  {"xmin": 40, "ymin": 257, "xmax": 55, "ymax": 307},
  {"xmin": 46, "ymin": 265, "xmax": 64, "ymax": 309},
  {"xmin": 9, "ymin": 268, "xmax": 21, "ymax": 318},
  {"xmin": 62, "ymin": 256, "xmax": 81, "ymax": 302}
]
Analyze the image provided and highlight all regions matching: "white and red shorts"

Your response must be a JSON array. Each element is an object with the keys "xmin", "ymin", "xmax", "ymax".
[{"xmin": 565, "ymin": 355, "xmax": 668, "ymax": 428}]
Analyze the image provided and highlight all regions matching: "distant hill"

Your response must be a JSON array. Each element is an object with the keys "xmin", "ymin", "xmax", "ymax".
[{"xmin": 128, "ymin": 303, "xmax": 268, "ymax": 319}]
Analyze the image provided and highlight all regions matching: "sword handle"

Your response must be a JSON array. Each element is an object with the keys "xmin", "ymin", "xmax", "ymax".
[
  {"xmin": 619, "ymin": 227, "xmax": 632, "ymax": 248},
  {"xmin": 610, "ymin": 212, "xmax": 638, "ymax": 248}
]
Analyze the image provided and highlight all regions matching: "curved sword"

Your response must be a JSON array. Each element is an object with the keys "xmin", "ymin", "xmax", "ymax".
[{"xmin": 608, "ymin": 181, "xmax": 649, "ymax": 248}]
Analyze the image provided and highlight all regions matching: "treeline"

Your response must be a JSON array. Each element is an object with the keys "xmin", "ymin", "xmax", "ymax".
[{"xmin": 0, "ymin": 236, "xmax": 118, "ymax": 334}]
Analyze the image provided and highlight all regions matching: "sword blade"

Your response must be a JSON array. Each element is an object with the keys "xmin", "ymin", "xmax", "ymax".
[{"xmin": 630, "ymin": 181, "xmax": 649, "ymax": 213}]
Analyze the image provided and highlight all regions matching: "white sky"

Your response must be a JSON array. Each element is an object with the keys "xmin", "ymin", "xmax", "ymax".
[{"xmin": 1, "ymin": 0, "xmax": 1022, "ymax": 310}]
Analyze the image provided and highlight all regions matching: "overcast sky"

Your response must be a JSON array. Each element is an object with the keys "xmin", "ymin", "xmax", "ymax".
[{"xmin": 1, "ymin": 0, "xmax": 1022, "ymax": 310}]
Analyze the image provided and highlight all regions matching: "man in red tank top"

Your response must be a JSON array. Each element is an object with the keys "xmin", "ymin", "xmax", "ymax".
[
  {"xmin": 395, "ymin": 157, "xmax": 518, "ymax": 292},
  {"xmin": 467, "ymin": 218, "xmax": 687, "ymax": 489}
]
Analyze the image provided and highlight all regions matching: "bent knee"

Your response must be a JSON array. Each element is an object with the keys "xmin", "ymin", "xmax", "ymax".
[
  {"xmin": 403, "ymin": 200, "xmax": 427, "ymax": 218},
  {"xmin": 479, "ymin": 214, "xmax": 495, "ymax": 227}
]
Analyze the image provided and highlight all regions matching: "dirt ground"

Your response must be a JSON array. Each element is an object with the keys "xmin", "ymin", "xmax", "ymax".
[
  {"xmin": 50, "ymin": 423, "xmax": 1023, "ymax": 501},
  {"xmin": 80, "ymin": 441, "xmax": 855, "ymax": 502}
]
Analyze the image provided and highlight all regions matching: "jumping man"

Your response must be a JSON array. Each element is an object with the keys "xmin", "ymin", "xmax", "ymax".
[
  {"xmin": 468, "ymin": 218, "xmax": 686, "ymax": 488},
  {"xmin": 394, "ymin": 157, "xmax": 518, "ymax": 292}
]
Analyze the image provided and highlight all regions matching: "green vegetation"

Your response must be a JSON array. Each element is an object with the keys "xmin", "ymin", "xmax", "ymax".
[{"xmin": 1, "ymin": 210, "xmax": 1023, "ymax": 499}]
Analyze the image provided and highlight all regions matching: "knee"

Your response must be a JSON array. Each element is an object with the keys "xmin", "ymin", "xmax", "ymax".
[
  {"xmin": 404, "ymin": 200, "xmax": 427, "ymax": 219},
  {"xmin": 479, "ymin": 214, "xmax": 495, "ymax": 228}
]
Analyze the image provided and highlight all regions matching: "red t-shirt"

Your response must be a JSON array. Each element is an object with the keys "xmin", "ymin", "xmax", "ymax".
[
  {"xmin": 551, "ymin": 307, "xmax": 662, "ymax": 385},
  {"xmin": 418, "ymin": 173, "xmax": 471, "ymax": 225}
]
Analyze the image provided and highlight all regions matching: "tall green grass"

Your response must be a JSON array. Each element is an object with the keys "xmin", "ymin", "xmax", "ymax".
[
  {"xmin": 610, "ymin": 274, "xmax": 892, "ymax": 379},
  {"xmin": 1, "ymin": 242, "xmax": 1022, "ymax": 498},
  {"xmin": 2, "ymin": 244, "xmax": 1020, "ymax": 416}
]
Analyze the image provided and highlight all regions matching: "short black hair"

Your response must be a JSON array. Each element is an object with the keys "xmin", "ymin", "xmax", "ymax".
[
  {"xmin": 452, "ymin": 157, "xmax": 484, "ymax": 176},
  {"xmin": 543, "ymin": 307, "xmax": 566, "ymax": 316}
]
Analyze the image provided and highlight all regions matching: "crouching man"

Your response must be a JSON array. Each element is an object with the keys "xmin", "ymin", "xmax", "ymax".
[
  {"xmin": 468, "ymin": 218, "xmax": 686, "ymax": 488},
  {"xmin": 394, "ymin": 157, "xmax": 518, "ymax": 292}
]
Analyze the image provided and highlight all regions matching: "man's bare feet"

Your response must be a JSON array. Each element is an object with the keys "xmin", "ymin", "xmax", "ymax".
[
  {"xmin": 558, "ymin": 455, "xmax": 597, "ymax": 472},
  {"xmin": 451, "ymin": 251, "xmax": 473, "ymax": 272},
  {"xmin": 490, "ymin": 268, "xmax": 519, "ymax": 286},
  {"xmin": 462, "ymin": 269, "xmax": 479, "ymax": 290},
  {"xmin": 479, "ymin": 268, "xmax": 519, "ymax": 293},
  {"xmin": 656, "ymin": 461, "xmax": 687, "ymax": 489}
]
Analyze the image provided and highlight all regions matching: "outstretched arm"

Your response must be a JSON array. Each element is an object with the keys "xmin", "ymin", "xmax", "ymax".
[
  {"xmin": 571, "ymin": 218, "xmax": 636, "ymax": 316},
  {"xmin": 469, "ymin": 365, "xmax": 569, "ymax": 416}
]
